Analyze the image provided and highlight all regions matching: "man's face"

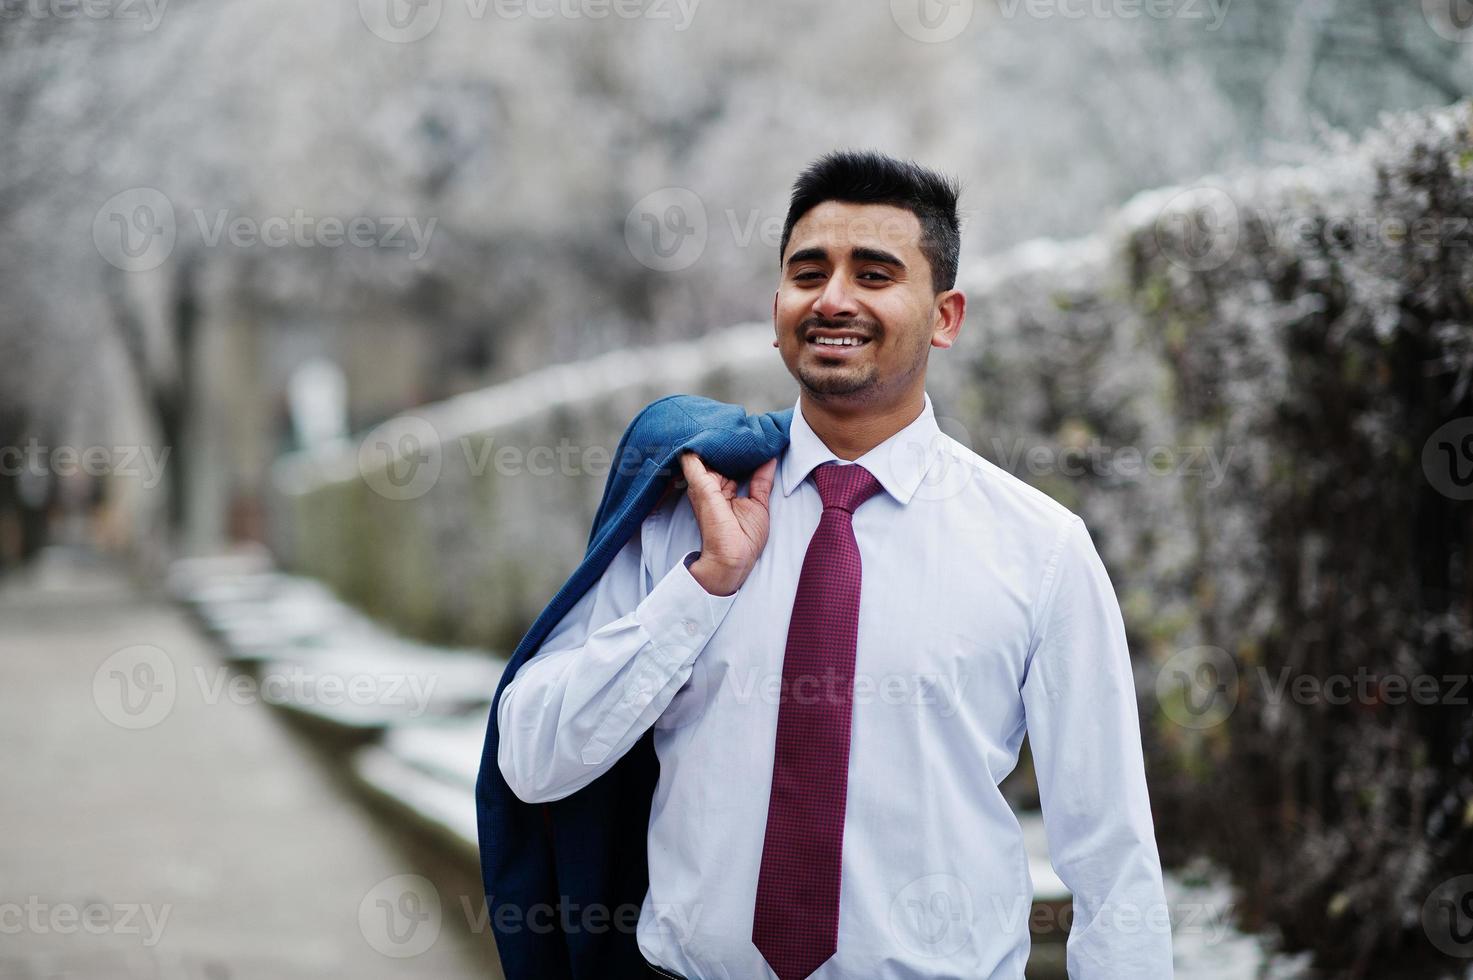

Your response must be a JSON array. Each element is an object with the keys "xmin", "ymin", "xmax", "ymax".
[{"xmin": 774, "ymin": 200, "xmax": 955, "ymax": 405}]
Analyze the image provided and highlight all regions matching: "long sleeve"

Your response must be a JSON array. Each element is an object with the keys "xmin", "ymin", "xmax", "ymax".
[
  {"xmin": 497, "ymin": 523, "xmax": 738, "ymax": 805},
  {"xmin": 1020, "ymin": 516, "xmax": 1174, "ymax": 978}
]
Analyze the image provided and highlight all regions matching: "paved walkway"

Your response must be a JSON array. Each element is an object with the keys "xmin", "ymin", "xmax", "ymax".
[{"xmin": 0, "ymin": 548, "xmax": 501, "ymax": 980}]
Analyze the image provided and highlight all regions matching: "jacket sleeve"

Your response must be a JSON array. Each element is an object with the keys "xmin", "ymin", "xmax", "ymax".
[
  {"xmin": 497, "ymin": 513, "xmax": 739, "ymax": 804},
  {"xmin": 1020, "ymin": 516, "xmax": 1175, "ymax": 978}
]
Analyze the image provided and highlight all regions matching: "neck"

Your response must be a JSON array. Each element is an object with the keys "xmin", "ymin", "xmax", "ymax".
[{"xmin": 798, "ymin": 388, "xmax": 926, "ymax": 462}]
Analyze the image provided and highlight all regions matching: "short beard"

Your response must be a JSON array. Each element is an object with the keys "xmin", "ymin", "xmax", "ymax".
[{"xmin": 798, "ymin": 362, "xmax": 879, "ymax": 398}]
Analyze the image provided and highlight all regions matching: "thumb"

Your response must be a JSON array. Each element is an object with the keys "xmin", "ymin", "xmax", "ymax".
[{"xmin": 744, "ymin": 456, "xmax": 779, "ymax": 508}]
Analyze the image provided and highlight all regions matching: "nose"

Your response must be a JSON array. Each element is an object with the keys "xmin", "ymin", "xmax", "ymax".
[{"xmin": 813, "ymin": 272, "xmax": 860, "ymax": 320}]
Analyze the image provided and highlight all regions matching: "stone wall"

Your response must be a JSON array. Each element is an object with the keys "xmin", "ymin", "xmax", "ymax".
[{"xmin": 267, "ymin": 325, "xmax": 796, "ymax": 653}]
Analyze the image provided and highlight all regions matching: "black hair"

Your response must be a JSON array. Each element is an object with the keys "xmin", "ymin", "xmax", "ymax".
[{"xmin": 778, "ymin": 149, "xmax": 962, "ymax": 294}]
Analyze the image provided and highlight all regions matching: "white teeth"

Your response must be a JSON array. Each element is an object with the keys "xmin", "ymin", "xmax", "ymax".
[{"xmin": 813, "ymin": 337, "xmax": 865, "ymax": 346}]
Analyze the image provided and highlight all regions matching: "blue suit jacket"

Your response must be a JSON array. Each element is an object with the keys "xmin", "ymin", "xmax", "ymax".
[{"xmin": 475, "ymin": 393, "xmax": 794, "ymax": 980}]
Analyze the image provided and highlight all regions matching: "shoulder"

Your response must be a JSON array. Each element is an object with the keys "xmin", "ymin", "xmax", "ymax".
[
  {"xmin": 928, "ymin": 434, "xmax": 1096, "ymax": 626},
  {"xmin": 933, "ymin": 433, "xmax": 1081, "ymax": 545}
]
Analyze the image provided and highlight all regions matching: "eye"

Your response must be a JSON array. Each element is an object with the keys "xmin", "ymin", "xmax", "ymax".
[
  {"xmin": 858, "ymin": 270, "xmax": 892, "ymax": 282},
  {"xmin": 793, "ymin": 270, "xmax": 825, "ymax": 282}
]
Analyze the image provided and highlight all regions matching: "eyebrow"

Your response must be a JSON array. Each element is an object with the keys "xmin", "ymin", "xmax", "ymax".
[{"xmin": 785, "ymin": 245, "xmax": 907, "ymax": 271}]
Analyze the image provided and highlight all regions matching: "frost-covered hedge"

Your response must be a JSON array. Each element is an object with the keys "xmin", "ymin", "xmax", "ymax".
[{"xmin": 962, "ymin": 101, "xmax": 1473, "ymax": 974}]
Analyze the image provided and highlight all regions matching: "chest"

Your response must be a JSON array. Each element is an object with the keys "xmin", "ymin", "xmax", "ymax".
[{"xmin": 709, "ymin": 500, "xmax": 1038, "ymax": 720}]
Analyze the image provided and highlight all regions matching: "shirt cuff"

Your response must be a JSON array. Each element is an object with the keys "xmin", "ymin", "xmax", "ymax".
[{"xmin": 636, "ymin": 549, "xmax": 739, "ymax": 668}]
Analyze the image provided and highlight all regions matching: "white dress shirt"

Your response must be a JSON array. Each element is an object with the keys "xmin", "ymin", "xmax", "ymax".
[{"xmin": 497, "ymin": 389, "xmax": 1174, "ymax": 979}]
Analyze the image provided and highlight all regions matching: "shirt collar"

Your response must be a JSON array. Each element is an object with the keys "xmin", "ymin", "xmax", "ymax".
[{"xmin": 779, "ymin": 390, "xmax": 943, "ymax": 507}]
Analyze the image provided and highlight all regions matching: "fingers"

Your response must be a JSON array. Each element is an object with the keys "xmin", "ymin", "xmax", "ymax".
[
  {"xmin": 681, "ymin": 451, "xmax": 779, "ymax": 509},
  {"xmin": 679, "ymin": 451, "xmax": 714, "ymax": 497}
]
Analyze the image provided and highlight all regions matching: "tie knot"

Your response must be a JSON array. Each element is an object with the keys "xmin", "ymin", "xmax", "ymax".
[{"xmin": 811, "ymin": 460, "xmax": 884, "ymax": 515}]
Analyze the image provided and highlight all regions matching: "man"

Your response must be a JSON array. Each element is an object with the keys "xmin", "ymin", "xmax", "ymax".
[{"xmin": 496, "ymin": 150, "xmax": 1174, "ymax": 978}]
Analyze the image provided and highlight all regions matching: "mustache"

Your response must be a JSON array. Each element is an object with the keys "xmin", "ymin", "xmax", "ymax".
[{"xmin": 802, "ymin": 318, "xmax": 879, "ymax": 339}]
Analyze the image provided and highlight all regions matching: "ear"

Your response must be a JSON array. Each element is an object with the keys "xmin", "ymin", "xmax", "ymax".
[{"xmin": 930, "ymin": 289, "xmax": 967, "ymax": 350}]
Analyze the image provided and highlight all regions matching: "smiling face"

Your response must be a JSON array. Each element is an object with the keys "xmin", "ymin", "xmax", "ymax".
[{"xmin": 774, "ymin": 200, "xmax": 964, "ymax": 410}]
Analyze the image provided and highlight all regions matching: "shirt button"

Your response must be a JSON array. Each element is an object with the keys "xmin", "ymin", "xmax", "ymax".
[{"xmin": 683, "ymin": 619, "xmax": 698, "ymax": 636}]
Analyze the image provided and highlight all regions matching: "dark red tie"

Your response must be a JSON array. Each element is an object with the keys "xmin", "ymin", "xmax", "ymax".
[{"xmin": 752, "ymin": 460, "xmax": 885, "ymax": 980}]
